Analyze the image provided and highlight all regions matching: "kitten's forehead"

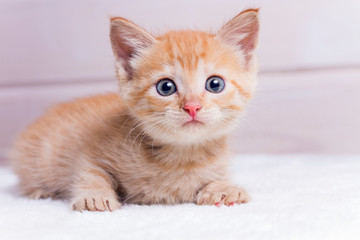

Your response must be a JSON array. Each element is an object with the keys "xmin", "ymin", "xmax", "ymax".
[
  {"xmin": 158, "ymin": 31, "xmax": 212, "ymax": 70},
  {"xmin": 155, "ymin": 31, "xmax": 227, "ymax": 90}
]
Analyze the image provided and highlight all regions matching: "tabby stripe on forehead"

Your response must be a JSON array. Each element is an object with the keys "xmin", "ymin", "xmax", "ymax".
[{"xmin": 176, "ymin": 55, "xmax": 199, "ymax": 71}]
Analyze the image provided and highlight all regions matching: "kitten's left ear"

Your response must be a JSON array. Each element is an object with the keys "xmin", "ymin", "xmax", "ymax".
[
  {"xmin": 217, "ymin": 9, "xmax": 260, "ymax": 66},
  {"xmin": 110, "ymin": 17, "xmax": 156, "ymax": 79}
]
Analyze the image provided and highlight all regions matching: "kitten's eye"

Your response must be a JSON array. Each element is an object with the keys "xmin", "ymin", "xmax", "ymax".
[
  {"xmin": 205, "ymin": 76, "xmax": 225, "ymax": 93},
  {"xmin": 156, "ymin": 78, "xmax": 177, "ymax": 96}
]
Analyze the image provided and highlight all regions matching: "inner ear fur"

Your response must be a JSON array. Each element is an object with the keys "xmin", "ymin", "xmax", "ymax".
[
  {"xmin": 110, "ymin": 17, "xmax": 156, "ymax": 78},
  {"xmin": 217, "ymin": 9, "xmax": 260, "ymax": 65}
]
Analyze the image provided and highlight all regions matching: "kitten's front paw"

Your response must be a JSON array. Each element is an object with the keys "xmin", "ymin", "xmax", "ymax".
[
  {"xmin": 71, "ymin": 196, "xmax": 121, "ymax": 212},
  {"xmin": 196, "ymin": 181, "xmax": 249, "ymax": 207}
]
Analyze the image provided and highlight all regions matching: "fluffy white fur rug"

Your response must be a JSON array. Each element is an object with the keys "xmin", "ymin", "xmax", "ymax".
[{"xmin": 1, "ymin": 155, "xmax": 359, "ymax": 240}]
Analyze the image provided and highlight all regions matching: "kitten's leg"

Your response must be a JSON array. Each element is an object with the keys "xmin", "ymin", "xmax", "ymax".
[
  {"xmin": 196, "ymin": 181, "xmax": 249, "ymax": 207},
  {"xmin": 71, "ymin": 167, "xmax": 121, "ymax": 212}
]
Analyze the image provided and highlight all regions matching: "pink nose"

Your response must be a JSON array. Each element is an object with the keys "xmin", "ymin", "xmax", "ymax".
[{"xmin": 183, "ymin": 103, "xmax": 202, "ymax": 118}]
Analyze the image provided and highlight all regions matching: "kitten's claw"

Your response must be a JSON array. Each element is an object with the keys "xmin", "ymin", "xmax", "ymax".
[
  {"xmin": 71, "ymin": 196, "xmax": 121, "ymax": 212},
  {"xmin": 197, "ymin": 181, "xmax": 249, "ymax": 206}
]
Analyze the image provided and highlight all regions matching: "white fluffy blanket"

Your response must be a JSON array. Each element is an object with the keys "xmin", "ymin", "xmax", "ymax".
[{"xmin": 1, "ymin": 155, "xmax": 359, "ymax": 240}]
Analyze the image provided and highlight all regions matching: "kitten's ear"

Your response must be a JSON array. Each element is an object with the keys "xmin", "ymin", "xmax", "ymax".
[
  {"xmin": 110, "ymin": 17, "xmax": 156, "ymax": 78},
  {"xmin": 217, "ymin": 9, "xmax": 260, "ymax": 66}
]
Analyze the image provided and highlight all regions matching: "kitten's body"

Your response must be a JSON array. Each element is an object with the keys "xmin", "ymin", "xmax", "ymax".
[
  {"xmin": 11, "ymin": 9, "xmax": 259, "ymax": 211},
  {"xmin": 13, "ymin": 94, "xmax": 227, "ymax": 204}
]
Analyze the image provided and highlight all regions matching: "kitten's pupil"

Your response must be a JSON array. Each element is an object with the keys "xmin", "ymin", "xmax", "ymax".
[
  {"xmin": 205, "ymin": 76, "xmax": 225, "ymax": 93},
  {"xmin": 163, "ymin": 82, "xmax": 172, "ymax": 92},
  {"xmin": 156, "ymin": 79, "xmax": 177, "ymax": 96},
  {"xmin": 210, "ymin": 79, "xmax": 220, "ymax": 91}
]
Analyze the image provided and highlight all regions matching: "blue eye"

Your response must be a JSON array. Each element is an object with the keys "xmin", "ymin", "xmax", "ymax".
[
  {"xmin": 156, "ymin": 78, "xmax": 177, "ymax": 96},
  {"xmin": 205, "ymin": 76, "xmax": 225, "ymax": 93}
]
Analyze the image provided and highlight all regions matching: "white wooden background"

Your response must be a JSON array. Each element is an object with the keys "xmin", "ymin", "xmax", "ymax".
[{"xmin": 1, "ymin": 0, "xmax": 360, "ymax": 163}]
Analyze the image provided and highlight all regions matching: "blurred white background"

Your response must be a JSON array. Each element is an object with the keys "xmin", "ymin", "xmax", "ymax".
[{"xmin": 0, "ymin": 0, "xmax": 360, "ymax": 162}]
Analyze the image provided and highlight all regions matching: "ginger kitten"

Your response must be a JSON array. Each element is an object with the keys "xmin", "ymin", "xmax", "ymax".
[{"xmin": 11, "ymin": 9, "xmax": 259, "ymax": 211}]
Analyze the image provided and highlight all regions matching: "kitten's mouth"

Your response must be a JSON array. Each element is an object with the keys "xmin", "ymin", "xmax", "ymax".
[{"xmin": 182, "ymin": 120, "xmax": 204, "ymax": 127}]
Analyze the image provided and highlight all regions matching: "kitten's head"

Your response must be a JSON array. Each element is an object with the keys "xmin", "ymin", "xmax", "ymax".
[{"xmin": 110, "ymin": 9, "xmax": 259, "ymax": 145}]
